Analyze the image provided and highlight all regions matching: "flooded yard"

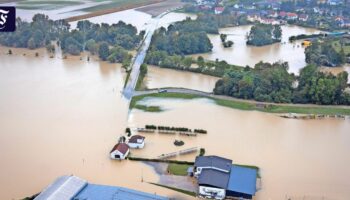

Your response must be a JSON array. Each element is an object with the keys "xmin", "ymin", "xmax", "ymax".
[{"xmin": 129, "ymin": 97, "xmax": 350, "ymax": 200}]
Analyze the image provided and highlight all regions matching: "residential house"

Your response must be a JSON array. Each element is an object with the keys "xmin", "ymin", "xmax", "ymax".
[
  {"xmin": 286, "ymin": 12, "xmax": 298, "ymax": 20},
  {"xmin": 194, "ymin": 156, "xmax": 258, "ymax": 200},
  {"xmin": 34, "ymin": 175, "xmax": 169, "ymax": 200},
  {"xmin": 267, "ymin": 10, "xmax": 278, "ymax": 18},
  {"xmin": 327, "ymin": 0, "xmax": 343, "ymax": 5},
  {"xmin": 214, "ymin": 6, "xmax": 225, "ymax": 15},
  {"xmin": 110, "ymin": 143, "xmax": 129, "ymax": 160},
  {"xmin": 279, "ymin": 11, "xmax": 287, "ymax": 18},
  {"xmin": 128, "ymin": 135, "xmax": 145, "ymax": 149},
  {"xmin": 299, "ymin": 14, "xmax": 309, "ymax": 21}
]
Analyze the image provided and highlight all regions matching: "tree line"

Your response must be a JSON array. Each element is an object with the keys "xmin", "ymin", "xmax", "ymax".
[
  {"xmin": 0, "ymin": 14, "xmax": 144, "ymax": 66},
  {"xmin": 214, "ymin": 62, "xmax": 350, "ymax": 105},
  {"xmin": 145, "ymin": 50, "xmax": 242, "ymax": 77}
]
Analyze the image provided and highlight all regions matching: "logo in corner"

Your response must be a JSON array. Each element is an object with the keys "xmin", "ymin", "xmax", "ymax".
[{"xmin": 0, "ymin": 7, "xmax": 16, "ymax": 32}]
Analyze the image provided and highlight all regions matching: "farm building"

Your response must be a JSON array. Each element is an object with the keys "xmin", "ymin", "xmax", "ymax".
[
  {"xmin": 34, "ymin": 175, "xmax": 168, "ymax": 200},
  {"xmin": 110, "ymin": 143, "xmax": 129, "ymax": 160},
  {"xmin": 128, "ymin": 135, "xmax": 145, "ymax": 149},
  {"xmin": 194, "ymin": 156, "xmax": 258, "ymax": 200}
]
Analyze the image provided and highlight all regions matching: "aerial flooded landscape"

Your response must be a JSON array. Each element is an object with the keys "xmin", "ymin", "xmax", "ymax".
[{"xmin": 0, "ymin": 0, "xmax": 350, "ymax": 200}]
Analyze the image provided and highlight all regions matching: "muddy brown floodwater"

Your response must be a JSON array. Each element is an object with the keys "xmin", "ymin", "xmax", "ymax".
[
  {"xmin": 129, "ymin": 98, "xmax": 350, "ymax": 200},
  {"xmin": 193, "ymin": 25, "xmax": 322, "ymax": 74},
  {"xmin": 0, "ymin": 47, "xmax": 191, "ymax": 200},
  {"xmin": 145, "ymin": 65, "xmax": 219, "ymax": 92}
]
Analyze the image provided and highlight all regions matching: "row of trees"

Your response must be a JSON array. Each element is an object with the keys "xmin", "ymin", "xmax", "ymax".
[
  {"xmin": 0, "ymin": 14, "xmax": 70, "ymax": 49},
  {"xmin": 0, "ymin": 14, "xmax": 141, "ymax": 66},
  {"xmin": 59, "ymin": 20, "xmax": 144, "ymax": 55},
  {"xmin": 145, "ymin": 50, "xmax": 241, "ymax": 77},
  {"xmin": 214, "ymin": 62, "xmax": 350, "ymax": 105},
  {"xmin": 305, "ymin": 39, "xmax": 347, "ymax": 67},
  {"xmin": 246, "ymin": 23, "xmax": 282, "ymax": 46}
]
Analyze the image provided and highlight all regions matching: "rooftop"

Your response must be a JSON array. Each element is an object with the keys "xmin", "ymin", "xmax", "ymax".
[
  {"xmin": 110, "ymin": 143, "xmax": 129, "ymax": 154},
  {"xmin": 129, "ymin": 135, "xmax": 145, "ymax": 143},
  {"xmin": 35, "ymin": 176, "xmax": 169, "ymax": 200},
  {"xmin": 74, "ymin": 184, "xmax": 169, "ymax": 200},
  {"xmin": 195, "ymin": 155, "xmax": 232, "ymax": 172},
  {"xmin": 198, "ymin": 169, "xmax": 230, "ymax": 189},
  {"xmin": 34, "ymin": 176, "xmax": 88, "ymax": 200},
  {"xmin": 227, "ymin": 165, "xmax": 257, "ymax": 195}
]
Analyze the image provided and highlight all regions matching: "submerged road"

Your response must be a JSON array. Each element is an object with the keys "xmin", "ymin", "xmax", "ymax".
[{"xmin": 123, "ymin": 11, "xmax": 173, "ymax": 100}]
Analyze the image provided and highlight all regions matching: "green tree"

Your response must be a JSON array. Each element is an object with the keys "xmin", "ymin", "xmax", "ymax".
[{"xmin": 98, "ymin": 42, "xmax": 110, "ymax": 61}]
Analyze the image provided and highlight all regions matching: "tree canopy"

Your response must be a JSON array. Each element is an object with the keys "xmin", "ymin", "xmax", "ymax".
[{"xmin": 247, "ymin": 24, "xmax": 282, "ymax": 46}]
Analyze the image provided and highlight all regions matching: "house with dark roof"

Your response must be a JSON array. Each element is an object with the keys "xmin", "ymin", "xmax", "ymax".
[
  {"xmin": 194, "ymin": 156, "xmax": 258, "ymax": 200},
  {"xmin": 34, "ymin": 175, "xmax": 168, "ymax": 200},
  {"xmin": 128, "ymin": 135, "xmax": 145, "ymax": 149},
  {"xmin": 194, "ymin": 155, "xmax": 232, "ymax": 177},
  {"xmin": 110, "ymin": 143, "xmax": 129, "ymax": 160}
]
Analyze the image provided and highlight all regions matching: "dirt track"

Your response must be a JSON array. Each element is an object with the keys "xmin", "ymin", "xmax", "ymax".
[{"xmin": 136, "ymin": 0, "xmax": 187, "ymax": 17}]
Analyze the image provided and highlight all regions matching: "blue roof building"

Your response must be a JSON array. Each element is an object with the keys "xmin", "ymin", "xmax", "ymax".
[
  {"xmin": 226, "ymin": 165, "xmax": 258, "ymax": 199},
  {"xmin": 34, "ymin": 175, "xmax": 169, "ymax": 200},
  {"xmin": 74, "ymin": 184, "xmax": 168, "ymax": 200},
  {"xmin": 194, "ymin": 156, "xmax": 258, "ymax": 200}
]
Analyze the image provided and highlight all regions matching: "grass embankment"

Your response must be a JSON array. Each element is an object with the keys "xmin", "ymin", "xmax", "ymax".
[
  {"xmin": 167, "ymin": 163, "xmax": 192, "ymax": 176},
  {"xmin": 148, "ymin": 182, "xmax": 196, "ymax": 197},
  {"xmin": 130, "ymin": 92, "xmax": 350, "ymax": 115},
  {"xmin": 130, "ymin": 93, "xmax": 199, "ymax": 112}
]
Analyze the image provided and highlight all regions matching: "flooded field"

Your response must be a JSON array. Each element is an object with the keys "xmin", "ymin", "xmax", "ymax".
[
  {"xmin": 69, "ymin": 9, "xmax": 196, "ymax": 32},
  {"xmin": 0, "ymin": 47, "xmax": 191, "ymax": 200},
  {"xmin": 194, "ymin": 25, "xmax": 322, "ymax": 74},
  {"xmin": 145, "ymin": 65, "xmax": 219, "ymax": 92},
  {"xmin": 130, "ymin": 98, "xmax": 350, "ymax": 200}
]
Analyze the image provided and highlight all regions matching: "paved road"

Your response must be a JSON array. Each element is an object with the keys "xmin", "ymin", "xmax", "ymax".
[
  {"xmin": 133, "ymin": 88, "xmax": 350, "ymax": 109},
  {"xmin": 123, "ymin": 11, "xmax": 174, "ymax": 100}
]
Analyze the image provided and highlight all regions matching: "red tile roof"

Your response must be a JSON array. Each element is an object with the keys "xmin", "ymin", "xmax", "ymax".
[
  {"xmin": 215, "ymin": 7, "xmax": 225, "ymax": 12},
  {"xmin": 110, "ymin": 143, "xmax": 129, "ymax": 154},
  {"xmin": 129, "ymin": 135, "xmax": 145, "ymax": 144}
]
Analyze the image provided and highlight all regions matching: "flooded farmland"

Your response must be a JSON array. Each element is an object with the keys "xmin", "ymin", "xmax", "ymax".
[
  {"xmin": 0, "ymin": 5, "xmax": 350, "ymax": 200},
  {"xmin": 194, "ymin": 25, "xmax": 322, "ymax": 74},
  {"xmin": 130, "ymin": 98, "xmax": 350, "ymax": 200}
]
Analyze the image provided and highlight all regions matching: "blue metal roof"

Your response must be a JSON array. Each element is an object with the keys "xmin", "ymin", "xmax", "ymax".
[
  {"xmin": 74, "ymin": 184, "xmax": 169, "ymax": 200},
  {"xmin": 227, "ymin": 165, "xmax": 257, "ymax": 195}
]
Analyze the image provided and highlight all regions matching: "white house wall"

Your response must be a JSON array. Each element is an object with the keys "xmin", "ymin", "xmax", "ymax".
[
  {"xmin": 128, "ymin": 141, "xmax": 145, "ymax": 149},
  {"xmin": 199, "ymin": 186, "xmax": 226, "ymax": 200}
]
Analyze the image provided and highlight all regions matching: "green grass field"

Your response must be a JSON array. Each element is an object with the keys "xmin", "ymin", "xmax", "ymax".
[
  {"xmin": 167, "ymin": 163, "xmax": 192, "ymax": 176},
  {"xmin": 79, "ymin": 0, "xmax": 156, "ymax": 12},
  {"xmin": 130, "ymin": 92, "xmax": 350, "ymax": 115},
  {"xmin": 16, "ymin": 0, "xmax": 83, "ymax": 10}
]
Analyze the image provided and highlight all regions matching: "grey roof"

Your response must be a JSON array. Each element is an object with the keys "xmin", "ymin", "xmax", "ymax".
[
  {"xmin": 195, "ymin": 156, "xmax": 232, "ymax": 172},
  {"xmin": 35, "ymin": 175, "xmax": 87, "ymax": 200},
  {"xmin": 198, "ymin": 169, "xmax": 230, "ymax": 189}
]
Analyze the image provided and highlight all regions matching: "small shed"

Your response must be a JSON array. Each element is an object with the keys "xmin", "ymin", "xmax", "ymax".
[
  {"xmin": 110, "ymin": 143, "xmax": 129, "ymax": 160},
  {"xmin": 128, "ymin": 135, "xmax": 145, "ymax": 149}
]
